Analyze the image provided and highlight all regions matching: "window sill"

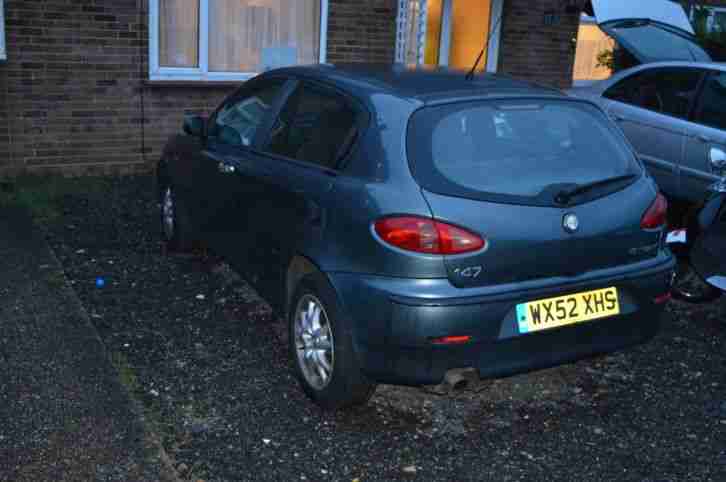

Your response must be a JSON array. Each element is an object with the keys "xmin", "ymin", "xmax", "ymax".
[{"xmin": 144, "ymin": 79, "xmax": 243, "ymax": 88}]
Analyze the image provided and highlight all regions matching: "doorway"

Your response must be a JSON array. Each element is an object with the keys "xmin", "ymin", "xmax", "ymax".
[{"xmin": 396, "ymin": 0, "xmax": 503, "ymax": 73}]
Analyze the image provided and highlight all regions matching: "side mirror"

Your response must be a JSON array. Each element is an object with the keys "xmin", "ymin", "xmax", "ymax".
[{"xmin": 183, "ymin": 115, "xmax": 206, "ymax": 137}]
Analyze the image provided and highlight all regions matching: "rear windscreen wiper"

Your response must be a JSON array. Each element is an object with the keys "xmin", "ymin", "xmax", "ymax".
[{"xmin": 555, "ymin": 174, "xmax": 637, "ymax": 205}]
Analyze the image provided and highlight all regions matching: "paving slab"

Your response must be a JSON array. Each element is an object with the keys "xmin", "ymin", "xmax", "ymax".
[{"xmin": 0, "ymin": 206, "xmax": 175, "ymax": 482}]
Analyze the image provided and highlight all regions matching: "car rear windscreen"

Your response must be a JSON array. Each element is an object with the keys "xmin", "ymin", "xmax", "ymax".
[
  {"xmin": 407, "ymin": 99, "xmax": 641, "ymax": 206},
  {"xmin": 608, "ymin": 23, "xmax": 711, "ymax": 63}
]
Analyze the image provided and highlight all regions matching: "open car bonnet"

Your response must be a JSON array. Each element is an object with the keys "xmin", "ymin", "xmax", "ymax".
[{"xmin": 590, "ymin": 0, "xmax": 712, "ymax": 63}]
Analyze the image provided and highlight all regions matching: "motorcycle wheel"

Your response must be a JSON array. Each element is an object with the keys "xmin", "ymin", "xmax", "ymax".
[{"xmin": 671, "ymin": 258, "xmax": 723, "ymax": 303}]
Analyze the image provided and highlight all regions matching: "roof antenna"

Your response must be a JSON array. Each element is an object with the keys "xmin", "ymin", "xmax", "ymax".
[
  {"xmin": 465, "ymin": 49, "xmax": 485, "ymax": 81},
  {"xmin": 465, "ymin": 12, "xmax": 504, "ymax": 80}
]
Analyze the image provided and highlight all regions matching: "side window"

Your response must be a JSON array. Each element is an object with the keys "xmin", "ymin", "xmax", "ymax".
[
  {"xmin": 265, "ymin": 84, "xmax": 358, "ymax": 169},
  {"xmin": 605, "ymin": 68, "xmax": 702, "ymax": 119},
  {"xmin": 695, "ymin": 72, "xmax": 726, "ymax": 131},
  {"xmin": 653, "ymin": 69, "xmax": 703, "ymax": 119},
  {"xmin": 603, "ymin": 71, "xmax": 647, "ymax": 104},
  {"xmin": 208, "ymin": 79, "xmax": 285, "ymax": 147}
]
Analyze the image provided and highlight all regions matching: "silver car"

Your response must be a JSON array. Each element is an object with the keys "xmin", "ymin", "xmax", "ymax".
[{"xmin": 569, "ymin": 0, "xmax": 726, "ymax": 203}]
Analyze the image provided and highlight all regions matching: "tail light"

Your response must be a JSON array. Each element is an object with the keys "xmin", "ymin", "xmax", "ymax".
[
  {"xmin": 654, "ymin": 292, "xmax": 672, "ymax": 304},
  {"xmin": 374, "ymin": 216, "xmax": 486, "ymax": 255},
  {"xmin": 641, "ymin": 193, "xmax": 668, "ymax": 230},
  {"xmin": 430, "ymin": 335, "xmax": 472, "ymax": 345}
]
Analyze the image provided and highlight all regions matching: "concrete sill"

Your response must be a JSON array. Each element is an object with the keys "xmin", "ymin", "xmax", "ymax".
[{"xmin": 143, "ymin": 80, "xmax": 241, "ymax": 88}]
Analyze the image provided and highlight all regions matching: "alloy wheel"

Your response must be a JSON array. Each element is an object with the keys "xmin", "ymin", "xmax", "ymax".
[
  {"xmin": 294, "ymin": 294, "xmax": 334, "ymax": 390},
  {"xmin": 162, "ymin": 187, "xmax": 175, "ymax": 241},
  {"xmin": 672, "ymin": 259, "xmax": 722, "ymax": 303}
]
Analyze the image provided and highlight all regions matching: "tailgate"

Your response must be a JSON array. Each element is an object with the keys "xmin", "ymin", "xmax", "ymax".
[{"xmin": 422, "ymin": 182, "xmax": 662, "ymax": 288}]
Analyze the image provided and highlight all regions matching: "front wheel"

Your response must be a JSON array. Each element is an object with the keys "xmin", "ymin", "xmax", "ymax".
[
  {"xmin": 289, "ymin": 273, "xmax": 375, "ymax": 410},
  {"xmin": 671, "ymin": 258, "xmax": 722, "ymax": 303},
  {"xmin": 160, "ymin": 185, "xmax": 195, "ymax": 253}
]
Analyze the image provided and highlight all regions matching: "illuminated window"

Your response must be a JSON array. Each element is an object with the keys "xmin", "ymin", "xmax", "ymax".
[{"xmin": 149, "ymin": 0, "xmax": 328, "ymax": 81}]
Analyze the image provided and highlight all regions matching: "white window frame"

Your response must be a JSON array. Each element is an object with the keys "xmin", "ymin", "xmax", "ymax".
[
  {"xmin": 395, "ymin": 0, "xmax": 504, "ymax": 73},
  {"xmin": 149, "ymin": 0, "xmax": 328, "ymax": 82},
  {"xmin": 0, "ymin": 0, "xmax": 6, "ymax": 62}
]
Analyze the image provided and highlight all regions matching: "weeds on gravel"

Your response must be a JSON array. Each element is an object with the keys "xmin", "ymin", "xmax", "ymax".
[
  {"xmin": 110, "ymin": 352, "xmax": 183, "ymax": 463},
  {"xmin": 111, "ymin": 351, "xmax": 141, "ymax": 395},
  {"xmin": 110, "ymin": 351, "xmax": 189, "ymax": 479},
  {"xmin": 0, "ymin": 174, "xmax": 105, "ymax": 222},
  {"xmin": 63, "ymin": 416, "xmax": 81, "ymax": 435},
  {"xmin": 44, "ymin": 270, "xmax": 66, "ymax": 288}
]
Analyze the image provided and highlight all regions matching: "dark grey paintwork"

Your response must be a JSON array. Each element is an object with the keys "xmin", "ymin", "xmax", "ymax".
[{"xmin": 159, "ymin": 64, "xmax": 675, "ymax": 385}]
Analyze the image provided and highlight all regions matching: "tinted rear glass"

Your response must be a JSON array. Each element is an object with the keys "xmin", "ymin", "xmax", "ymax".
[
  {"xmin": 607, "ymin": 22, "xmax": 711, "ymax": 62},
  {"xmin": 407, "ymin": 99, "xmax": 641, "ymax": 206}
]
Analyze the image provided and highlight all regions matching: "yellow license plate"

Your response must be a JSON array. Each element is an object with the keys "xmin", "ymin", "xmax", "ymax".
[{"xmin": 516, "ymin": 287, "xmax": 620, "ymax": 334}]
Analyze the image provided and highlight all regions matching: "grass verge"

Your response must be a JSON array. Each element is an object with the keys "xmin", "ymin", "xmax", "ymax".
[{"xmin": 0, "ymin": 174, "xmax": 105, "ymax": 223}]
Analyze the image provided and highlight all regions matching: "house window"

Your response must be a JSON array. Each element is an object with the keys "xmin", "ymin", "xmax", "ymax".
[
  {"xmin": 395, "ymin": 0, "xmax": 503, "ymax": 73},
  {"xmin": 149, "ymin": 0, "xmax": 328, "ymax": 81}
]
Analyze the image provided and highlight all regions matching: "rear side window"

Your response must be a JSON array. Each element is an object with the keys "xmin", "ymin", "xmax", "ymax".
[
  {"xmin": 695, "ymin": 72, "xmax": 726, "ymax": 131},
  {"xmin": 265, "ymin": 84, "xmax": 358, "ymax": 169},
  {"xmin": 407, "ymin": 99, "xmax": 640, "ymax": 206},
  {"xmin": 604, "ymin": 68, "xmax": 702, "ymax": 119}
]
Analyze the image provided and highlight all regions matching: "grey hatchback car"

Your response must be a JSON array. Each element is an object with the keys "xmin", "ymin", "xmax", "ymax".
[
  {"xmin": 158, "ymin": 64, "xmax": 675, "ymax": 409},
  {"xmin": 569, "ymin": 0, "xmax": 726, "ymax": 203}
]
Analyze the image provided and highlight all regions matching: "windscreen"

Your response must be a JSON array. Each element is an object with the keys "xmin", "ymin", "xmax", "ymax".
[{"xmin": 407, "ymin": 99, "xmax": 641, "ymax": 206}]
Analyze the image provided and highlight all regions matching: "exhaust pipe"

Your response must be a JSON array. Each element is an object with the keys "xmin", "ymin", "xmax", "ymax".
[{"xmin": 441, "ymin": 368, "xmax": 479, "ymax": 393}]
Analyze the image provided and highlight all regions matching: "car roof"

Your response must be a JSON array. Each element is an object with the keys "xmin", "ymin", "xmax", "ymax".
[
  {"xmin": 268, "ymin": 63, "xmax": 566, "ymax": 104},
  {"xmin": 634, "ymin": 60, "xmax": 726, "ymax": 71},
  {"xmin": 585, "ymin": 60, "xmax": 726, "ymax": 89}
]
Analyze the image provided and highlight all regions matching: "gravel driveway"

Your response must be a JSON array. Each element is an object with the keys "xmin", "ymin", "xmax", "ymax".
[{"xmin": 42, "ymin": 175, "xmax": 726, "ymax": 482}]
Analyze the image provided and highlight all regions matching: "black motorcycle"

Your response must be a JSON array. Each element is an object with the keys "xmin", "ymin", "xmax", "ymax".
[{"xmin": 667, "ymin": 158, "xmax": 726, "ymax": 303}]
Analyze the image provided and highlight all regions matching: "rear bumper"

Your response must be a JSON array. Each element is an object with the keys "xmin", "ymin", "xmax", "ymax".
[{"xmin": 329, "ymin": 253, "xmax": 675, "ymax": 385}]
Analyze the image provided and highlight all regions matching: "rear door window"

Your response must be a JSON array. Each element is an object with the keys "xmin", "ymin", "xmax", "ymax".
[
  {"xmin": 264, "ymin": 83, "xmax": 359, "ymax": 169},
  {"xmin": 694, "ymin": 71, "xmax": 726, "ymax": 131},
  {"xmin": 604, "ymin": 68, "xmax": 703, "ymax": 119},
  {"xmin": 407, "ymin": 99, "xmax": 641, "ymax": 206}
]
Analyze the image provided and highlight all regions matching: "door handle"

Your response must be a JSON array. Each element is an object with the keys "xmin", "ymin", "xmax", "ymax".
[
  {"xmin": 611, "ymin": 113, "xmax": 626, "ymax": 122},
  {"xmin": 203, "ymin": 150, "xmax": 236, "ymax": 174},
  {"xmin": 698, "ymin": 134, "xmax": 713, "ymax": 144},
  {"xmin": 217, "ymin": 161, "xmax": 236, "ymax": 174},
  {"xmin": 306, "ymin": 200, "xmax": 322, "ymax": 225}
]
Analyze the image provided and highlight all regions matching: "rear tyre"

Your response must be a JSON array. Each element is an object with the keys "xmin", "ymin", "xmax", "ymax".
[
  {"xmin": 671, "ymin": 258, "xmax": 722, "ymax": 303},
  {"xmin": 160, "ymin": 184, "xmax": 194, "ymax": 254},
  {"xmin": 289, "ymin": 273, "xmax": 375, "ymax": 410}
]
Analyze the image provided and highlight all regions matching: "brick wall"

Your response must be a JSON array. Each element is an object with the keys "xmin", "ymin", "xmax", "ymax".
[
  {"xmin": 0, "ymin": 0, "xmax": 233, "ymax": 177},
  {"xmin": 0, "ymin": 0, "xmax": 399, "ymax": 177},
  {"xmin": 497, "ymin": 0, "xmax": 581, "ymax": 89},
  {"xmin": 326, "ymin": 0, "xmax": 397, "ymax": 63}
]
